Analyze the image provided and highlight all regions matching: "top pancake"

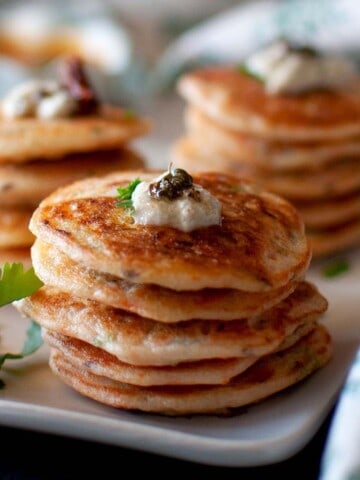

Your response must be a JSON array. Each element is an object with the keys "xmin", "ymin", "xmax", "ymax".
[
  {"xmin": 30, "ymin": 170, "xmax": 311, "ymax": 291},
  {"xmin": 177, "ymin": 67, "xmax": 360, "ymax": 141},
  {"xmin": 0, "ymin": 105, "xmax": 151, "ymax": 163}
]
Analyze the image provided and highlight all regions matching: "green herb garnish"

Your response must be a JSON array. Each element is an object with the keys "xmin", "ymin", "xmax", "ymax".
[
  {"xmin": 0, "ymin": 262, "xmax": 44, "ymax": 388},
  {"xmin": 322, "ymin": 259, "xmax": 350, "ymax": 278},
  {"xmin": 0, "ymin": 262, "xmax": 43, "ymax": 306},
  {"xmin": 116, "ymin": 178, "xmax": 141, "ymax": 212},
  {"xmin": 237, "ymin": 64, "xmax": 264, "ymax": 83}
]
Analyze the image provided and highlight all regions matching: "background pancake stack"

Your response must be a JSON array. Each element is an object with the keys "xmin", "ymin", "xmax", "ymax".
[
  {"xmin": 16, "ymin": 170, "xmax": 332, "ymax": 416},
  {"xmin": 0, "ymin": 66, "xmax": 150, "ymax": 268},
  {"xmin": 172, "ymin": 67, "xmax": 360, "ymax": 258}
]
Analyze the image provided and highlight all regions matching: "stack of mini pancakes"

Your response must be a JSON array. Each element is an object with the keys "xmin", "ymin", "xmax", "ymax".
[
  {"xmin": 0, "ymin": 60, "xmax": 150, "ymax": 267},
  {"xmin": 173, "ymin": 66, "xmax": 360, "ymax": 258},
  {"xmin": 16, "ymin": 170, "xmax": 333, "ymax": 416}
]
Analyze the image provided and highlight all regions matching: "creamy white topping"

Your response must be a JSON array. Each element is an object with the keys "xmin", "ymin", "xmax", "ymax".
[
  {"xmin": 245, "ymin": 39, "xmax": 358, "ymax": 94},
  {"xmin": 132, "ymin": 173, "xmax": 221, "ymax": 232},
  {"xmin": 2, "ymin": 79, "xmax": 77, "ymax": 119}
]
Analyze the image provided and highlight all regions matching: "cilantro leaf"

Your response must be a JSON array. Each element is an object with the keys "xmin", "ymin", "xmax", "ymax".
[
  {"xmin": 237, "ymin": 64, "xmax": 264, "ymax": 83},
  {"xmin": 322, "ymin": 259, "xmax": 350, "ymax": 279},
  {"xmin": 0, "ymin": 320, "xmax": 43, "ymax": 389},
  {"xmin": 0, "ymin": 263, "xmax": 43, "ymax": 307},
  {"xmin": 116, "ymin": 178, "xmax": 141, "ymax": 212}
]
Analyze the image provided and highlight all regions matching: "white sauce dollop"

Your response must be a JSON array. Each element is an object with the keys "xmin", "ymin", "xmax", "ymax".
[
  {"xmin": 132, "ymin": 174, "xmax": 222, "ymax": 232},
  {"xmin": 2, "ymin": 80, "xmax": 77, "ymax": 119},
  {"xmin": 245, "ymin": 39, "xmax": 358, "ymax": 94}
]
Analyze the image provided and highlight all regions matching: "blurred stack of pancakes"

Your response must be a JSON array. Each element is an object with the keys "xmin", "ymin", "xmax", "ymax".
[
  {"xmin": 173, "ymin": 66, "xmax": 360, "ymax": 258},
  {"xmin": 16, "ymin": 170, "xmax": 332, "ymax": 415},
  {"xmin": 0, "ymin": 57, "xmax": 149, "ymax": 267}
]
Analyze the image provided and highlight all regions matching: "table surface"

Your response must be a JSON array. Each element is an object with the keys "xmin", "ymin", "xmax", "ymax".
[{"xmin": 0, "ymin": 408, "xmax": 334, "ymax": 479}]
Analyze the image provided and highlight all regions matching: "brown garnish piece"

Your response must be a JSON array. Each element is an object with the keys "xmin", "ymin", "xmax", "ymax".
[{"xmin": 59, "ymin": 56, "xmax": 98, "ymax": 115}]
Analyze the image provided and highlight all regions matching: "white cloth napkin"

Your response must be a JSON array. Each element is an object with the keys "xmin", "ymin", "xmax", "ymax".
[{"xmin": 319, "ymin": 349, "xmax": 360, "ymax": 480}]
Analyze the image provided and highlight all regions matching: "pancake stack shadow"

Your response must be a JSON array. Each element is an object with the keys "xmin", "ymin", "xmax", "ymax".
[
  {"xmin": 172, "ymin": 67, "xmax": 360, "ymax": 258},
  {"xmin": 0, "ymin": 61, "xmax": 150, "ymax": 268},
  {"xmin": 16, "ymin": 170, "xmax": 333, "ymax": 416}
]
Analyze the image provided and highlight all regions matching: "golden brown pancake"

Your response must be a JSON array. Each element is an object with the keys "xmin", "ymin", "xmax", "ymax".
[
  {"xmin": 43, "ymin": 329, "xmax": 259, "ymax": 386},
  {"xmin": 172, "ymin": 137, "xmax": 360, "ymax": 201},
  {"xmin": 177, "ymin": 67, "xmax": 360, "ymax": 141},
  {"xmin": 0, "ymin": 207, "xmax": 34, "ymax": 247},
  {"xmin": 43, "ymin": 321, "xmax": 316, "ymax": 387},
  {"xmin": 16, "ymin": 281, "xmax": 328, "ymax": 366},
  {"xmin": 308, "ymin": 218, "xmax": 360, "ymax": 257},
  {"xmin": 297, "ymin": 193, "xmax": 360, "ymax": 229},
  {"xmin": 172, "ymin": 135, "xmax": 254, "ymax": 178},
  {"xmin": 32, "ymin": 240, "xmax": 298, "ymax": 322},
  {"xmin": 0, "ymin": 247, "xmax": 31, "ymax": 268},
  {"xmin": 186, "ymin": 106, "xmax": 360, "ymax": 171},
  {"xmin": 48, "ymin": 325, "xmax": 333, "ymax": 415},
  {"xmin": 30, "ymin": 171, "xmax": 311, "ymax": 291},
  {"xmin": 248, "ymin": 161, "xmax": 360, "ymax": 201},
  {"xmin": 0, "ymin": 105, "xmax": 150, "ymax": 163},
  {"xmin": 0, "ymin": 148, "xmax": 144, "ymax": 207}
]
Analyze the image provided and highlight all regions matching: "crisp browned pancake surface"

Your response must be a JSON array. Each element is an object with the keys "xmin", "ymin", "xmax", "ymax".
[
  {"xmin": 0, "ymin": 105, "xmax": 151, "ymax": 163},
  {"xmin": 178, "ymin": 67, "xmax": 360, "ymax": 140},
  {"xmin": 48, "ymin": 325, "xmax": 333, "ymax": 415},
  {"xmin": 0, "ymin": 148, "xmax": 144, "ymax": 207},
  {"xmin": 30, "ymin": 171, "xmax": 310, "ymax": 291},
  {"xmin": 16, "ymin": 282, "xmax": 327, "ymax": 366},
  {"xmin": 32, "ymin": 240, "xmax": 298, "ymax": 322}
]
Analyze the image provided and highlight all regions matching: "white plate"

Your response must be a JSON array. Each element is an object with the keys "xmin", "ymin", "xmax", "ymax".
[
  {"xmin": 0, "ymin": 97, "xmax": 359, "ymax": 467},
  {"xmin": 0, "ymin": 249, "xmax": 359, "ymax": 467}
]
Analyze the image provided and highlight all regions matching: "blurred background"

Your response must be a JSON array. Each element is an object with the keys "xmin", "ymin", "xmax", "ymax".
[
  {"xmin": 0, "ymin": 0, "xmax": 240, "ymax": 102},
  {"xmin": 0, "ymin": 0, "xmax": 359, "ymax": 165}
]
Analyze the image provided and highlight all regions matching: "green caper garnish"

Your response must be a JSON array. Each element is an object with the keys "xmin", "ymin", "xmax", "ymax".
[{"xmin": 149, "ymin": 168, "xmax": 194, "ymax": 200}]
